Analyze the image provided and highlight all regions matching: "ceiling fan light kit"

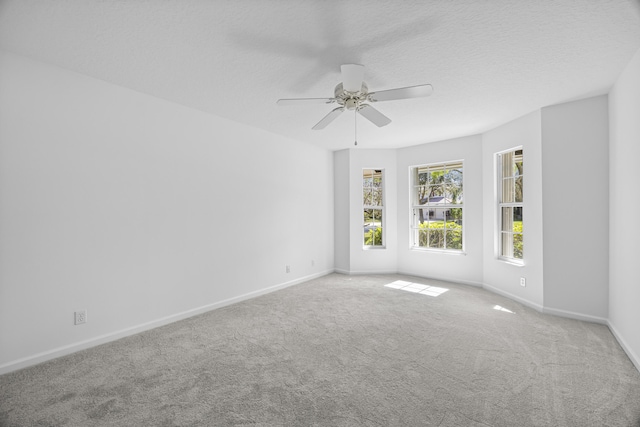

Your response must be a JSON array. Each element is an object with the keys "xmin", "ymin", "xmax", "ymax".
[{"xmin": 277, "ymin": 64, "xmax": 433, "ymax": 145}]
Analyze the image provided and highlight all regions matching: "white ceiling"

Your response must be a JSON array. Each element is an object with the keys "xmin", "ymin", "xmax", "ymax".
[{"xmin": 1, "ymin": 0, "xmax": 639, "ymax": 151}]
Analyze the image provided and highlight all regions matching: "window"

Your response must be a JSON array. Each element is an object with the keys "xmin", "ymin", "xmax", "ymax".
[
  {"xmin": 497, "ymin": 148, "xmax": 523, "ymax": 262},
  {"xmin": 363, "ymin": 169, "xmax": 384, "ymax": 247},
  {"xmin": 410, "ymin": 161, "xmax": 463, "ymax": 251}
]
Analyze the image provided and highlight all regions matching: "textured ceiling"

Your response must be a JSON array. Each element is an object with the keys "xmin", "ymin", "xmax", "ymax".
[{"xmin": 1, "ymin": 0, "xmax": 639, "ymax": 150}]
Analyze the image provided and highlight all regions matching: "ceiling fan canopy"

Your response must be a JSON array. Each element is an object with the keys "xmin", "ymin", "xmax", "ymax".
[{"xmin": 277, "ymin": 64, "xmax": 433, "ymax": 131}]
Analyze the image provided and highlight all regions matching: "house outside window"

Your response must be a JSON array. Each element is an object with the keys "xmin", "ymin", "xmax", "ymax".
[
  {"xmin": 410, "ymin": 161, "xmax": 463, "ymax": 251},
  {"xmin": 363, "ymin": 169, "xmax": 384, "ymax": 248},
  {"xmin": 497, "ymin": 148, "xmax": 523, "ymax": 262}
]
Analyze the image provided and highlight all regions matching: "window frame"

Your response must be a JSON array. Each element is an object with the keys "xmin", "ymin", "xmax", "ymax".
[
  {"xmin": 496, "ymin": 147, "xmax": 524, "ymax": 264},
  {"xmin": 409, "ymin": 160, "xmax": 464, "ymax": 253},
  {"xmin": 362, "ymin": 168, "xmax": 385, "ymax": 249}
]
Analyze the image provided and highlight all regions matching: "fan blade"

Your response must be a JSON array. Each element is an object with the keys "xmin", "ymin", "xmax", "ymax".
[
  {"xmin": 368, "ymin": 84, "xmax": 433, "ymax": 102},
  {"xmin": 358, "ymin": 104, "xmax": 391, "ymax": 127},
  {"xmin": 312, "ymin": 107, "xmax": 345, "ymax": 130},
  {"xmin": 277, "ymin": 98, "xmax": 336, "ymax": 106},
  {"xmin": 341, "ymin": 64, "xmax": 365, "ymax": 92}
]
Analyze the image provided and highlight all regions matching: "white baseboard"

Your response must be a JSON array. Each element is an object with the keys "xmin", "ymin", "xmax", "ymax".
[
  {"xmin": 607, "ymin": 321, "xmax": 640, "ymax": 373},
  {"xmin": 350, "ymin": 269, "xmax": 483, "ymax": 288},
  {"xmin": 400, "ymin": 273, "xmax": 483, "ymax": 288},
  {"xmin": 5, "ymin": 269, "xmax": 637, "ymax": 378},
  {"xmin": 336, "ymin": 269, "xmax": 399, "ymax": 276},
  {"xmin": 481, "ymin": 284, "xmax": 638, "ymax": 374},
  {"xmin": 542, "ymin": 306, "xmax": 608, "ymax": 325},
  {"xmin": 334, "ymin": 269, "xmax": 484, "ymax": 288},
  {"xmin": 0, "ymin": 269, "xmax": 333, "ymax": 376},
  {"xmin": 481, "ymin": 282, "xmax": 544, "ymax": 312}
]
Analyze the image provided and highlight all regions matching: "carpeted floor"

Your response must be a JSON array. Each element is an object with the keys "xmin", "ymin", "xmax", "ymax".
[{"xmin": 1, "ymin": 273, "xmax": 639, "ymax": 426}]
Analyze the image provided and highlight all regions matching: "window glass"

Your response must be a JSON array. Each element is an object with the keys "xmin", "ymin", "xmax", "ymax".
[
  {"xmin": 363, "ymin": 169, "xmax": 384, "ymax": 247},
  {"xmin": 498, "ymin": 149, "xmax": 523, "ymax": 261},
  {"xmin": 410, "ymin": 162, "xmax": 463, "ymax": 251}
]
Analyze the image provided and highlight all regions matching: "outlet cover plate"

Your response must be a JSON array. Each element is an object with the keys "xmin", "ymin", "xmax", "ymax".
[{"xmin": 74, "ymin": 310, "xmax": 87, "ymax": 325}]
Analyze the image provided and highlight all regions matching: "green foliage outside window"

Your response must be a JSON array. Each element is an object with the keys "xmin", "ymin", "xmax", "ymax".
[
  {"xmin": 418, "ymin": 221, "xmax": 462, "ymax": 250},
  {"xmin": 513, "ymin": 221, "xmax": 523, "ymax": 259},
  {"xmin": 364, "ymin": 227, "xmax": 383, "ymax": 246}
]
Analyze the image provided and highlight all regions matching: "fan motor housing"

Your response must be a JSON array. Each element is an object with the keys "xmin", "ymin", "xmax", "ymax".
[{"xmin": 335, "ymin": 82, "xmax": 369, "ymax": 110}]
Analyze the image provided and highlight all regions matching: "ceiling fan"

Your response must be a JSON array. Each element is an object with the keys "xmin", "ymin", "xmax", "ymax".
[{"xmin": 277, "ymin": 64, "xmax": 433, "ymax": 142}]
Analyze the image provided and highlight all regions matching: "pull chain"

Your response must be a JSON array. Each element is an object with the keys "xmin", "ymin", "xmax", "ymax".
[{"xmin": 354, "ymin": 109, "xmax": 358, "ymax": 146}]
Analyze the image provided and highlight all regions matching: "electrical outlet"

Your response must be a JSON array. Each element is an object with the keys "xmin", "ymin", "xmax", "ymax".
[
  {"xmin": 74, "ymin": 309, "xmax": 87, "ymax": 325},
  {"xmin": 311, "ymin": 259, "xmax": 315, "ymax": 267},
  {"xmin": 286, "ymin": 265, "xmax": 291, "ymax": 273},
  {"xmin": 520, "ymin": 277, "xmax": 526, "ymax": 287}
]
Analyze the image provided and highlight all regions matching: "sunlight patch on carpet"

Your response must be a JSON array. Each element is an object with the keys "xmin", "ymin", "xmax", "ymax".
[
  {"xmin": 384, "ymin": 280, "xmax": 449, "ymax": 297},
  {"xmin": 493, "ymin": 305, "xmax": 515, "ymax": 314}
]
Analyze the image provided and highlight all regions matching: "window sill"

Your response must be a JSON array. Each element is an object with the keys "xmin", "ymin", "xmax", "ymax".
[
  {"xmin": 410, "ymin": 247, "xmax": 466, "ymax": 256},
  {"xmin": 497, "ymin": 257, "xmax": 525, "ymax": 267},
  {"xmin": 363, "ymin": 246, "xmax": 386, "ymax": 251}
]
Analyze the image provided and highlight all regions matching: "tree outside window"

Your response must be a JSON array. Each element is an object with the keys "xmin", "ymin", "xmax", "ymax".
[{"xmin": 410, "ymin": 161, "xmax": 463, "ymax": 251}]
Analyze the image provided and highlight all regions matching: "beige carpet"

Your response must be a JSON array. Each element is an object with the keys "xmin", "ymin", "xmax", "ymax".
[{"xmin": 1, "ymin": 273, "xmax": 639, "ymax": 426}]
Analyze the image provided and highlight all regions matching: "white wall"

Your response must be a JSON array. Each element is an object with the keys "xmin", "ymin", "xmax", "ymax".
[
  {"xmin": 333, "ymin": 149, "xmax": 350, "ymax": 272},
  {"xmin": 397, "ymin": 136, "xmax": 484, "ymax": 285},
  {"xmin": 0, "ymin": 51, "xmax": 334, "ymax": 373},
  {"xmin": 333, "ymin": 149, "xmax": 398, "ymax": 274},
  {"xmin": 541, "ymin": 96, "xmax": 609, "ymax": 321},
  {"xmin": 609, "ymin": 47, "xmax": 640, "ymax": 370},
  {"xmin": 482, "ymin": 111, "xmax": 545, "ymax": 309}
]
